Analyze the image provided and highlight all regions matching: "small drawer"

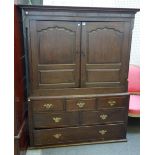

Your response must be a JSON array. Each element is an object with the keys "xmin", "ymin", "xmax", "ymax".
[
  {"xmin": 81, "ymin": 108, "xmax": 126, "ymax": 125},
  {"xmin": 33, "ymin": 123, "xmax": 126, "ymax": 146},
  {"xmin": 32, "ymin": 99, "xmax": 64, "ymax": 112},
  {"xmin": 66, "ymin": 98, "xmax": 96, "ymax": 111},
  {"xmin": 33, "ymin": 112, "xmax": 79, "ymax": 128},
  {"xmin": 97, "ymin": 95, "xmax": 129, "ymax": 109}
]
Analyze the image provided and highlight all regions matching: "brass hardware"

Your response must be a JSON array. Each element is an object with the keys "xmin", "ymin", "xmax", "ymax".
[
  {"xmin": 77, "ymin": 102, "xmax": 85, "ymax": 108},
  {"xmin": 99, "ymin": 130, "xmax": 107, "ymax": 135},
  {"xmin": 53, "ymin": 117, "xmax": 62, "ymax": 123},
  {"xmin": 100, "ymin": 114, "xmax": 108, "ymax": 120},
  {"xmin": 43, "ymin": 103, "xmax": 53, "ymax": 109},
  {"xmin": 108, "ymin": 100, "xmax": 116, "ymax": 106},
  {"xmin": 53, "ymin": 134, "xmax": 62, "ymax": 139}
]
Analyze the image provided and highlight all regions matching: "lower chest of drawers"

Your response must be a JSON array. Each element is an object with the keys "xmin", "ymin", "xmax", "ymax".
[
  {"xmin": 29, "ymin": 94, "xmax": 129, "ymax": 147},
  {"xmin": 33, "ymin": 124, "xmax": 126, "ymax": 146}
]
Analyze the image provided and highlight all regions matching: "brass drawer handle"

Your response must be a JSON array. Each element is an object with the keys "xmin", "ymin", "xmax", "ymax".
[
  {"xmin": 53, "ymin": 133, "xmax": 62, "ymax": 139},
  {"xmin": 77, "ymin": 102, "xmax": 85, "ymax": 108},
  {"xmin": 99, "ymin": 129, "xmax": 107, "ymax": 135},
  {"xmin": 43, "ymin": 103, "xmax": 53, "ymax": 109},
  {"xmin": 108, "ymin": 100, "xmax": 116, "ymax": 106},
  {"xmin": 53, "ymin": 117, "xmax": 62, "ymax": 123},
  {"xmin": 100, "ymin": 114, "xmax": 108, "ymax": 120}
]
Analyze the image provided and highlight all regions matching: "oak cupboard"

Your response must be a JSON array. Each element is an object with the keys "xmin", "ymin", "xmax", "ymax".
[{"xmin": 19, "ymin": 5, "xmax": 139, "ymax": 147}]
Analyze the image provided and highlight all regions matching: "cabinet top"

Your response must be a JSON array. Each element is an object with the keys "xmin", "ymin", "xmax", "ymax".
[{"xmin": 18, "ymin": 5, "xmax": 140, "ymax": 14}]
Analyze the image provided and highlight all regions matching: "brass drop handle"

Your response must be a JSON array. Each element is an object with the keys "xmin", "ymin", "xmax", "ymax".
[
  {"xmin": 108, "ymin": 100, "xmax": 116, "ymax": 106},
  {"xmin": 43, "ymin": 103, "xmax": 53, "ymax": 109},
  {"xmin": 99, "ymin": 129, "xmax": 107, "ymax": 135},
  {"xmin": 100, "ymin": 114, "xmax": 108, "ymax": 120},
  {"xmin": 77, "ymin": 102, "xmax": 85, "ymax": 108},
  {"xmin": 53, "ymin": 117, "xmax": 62, "ymax": 123},
  {"xmin": 53, "ymin": 133, "xmax": 62, "ymax": 139}
]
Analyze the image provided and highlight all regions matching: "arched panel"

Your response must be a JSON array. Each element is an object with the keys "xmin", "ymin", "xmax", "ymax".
[
  {"xmin": 88, "ymin": 28, "xmax": 123, "ymax": 63},
  {"xmin": 81, "ymin": 22, "xmax": 130, "ymax": 88},
  {"xmin": 38, "ymin": 27, "xmax": 75, "ymax": 64}
]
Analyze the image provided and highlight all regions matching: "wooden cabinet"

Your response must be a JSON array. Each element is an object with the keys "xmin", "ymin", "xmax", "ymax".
[
  {"xmin": 19, "ymin": 5, "xmax": 139, "ymax": 147},
  {"xmin": 14, "ymin": 5, "xmax": 28, "ymax": 155}
]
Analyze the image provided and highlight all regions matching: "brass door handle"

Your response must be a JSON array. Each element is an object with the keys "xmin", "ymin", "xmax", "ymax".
[
  {"xmin": 108, "ymin": 100, "xmax": 116, "ymax": 106},
  {"xmin": 77, "ymin": 102, "xmax": 85, "ymax": 108},
  {"xmin": 53, "ymin": 133, "xmax": 62, "ymax": 139},
  {"xmin": 43, "ymin": 103, "xmax": 53, "ymax": 109},
  {"xmin": 99, "ymin": 130, "xmax": 107, "ymax": 135},
  {"xmin": 100, "ymin": 114, "xmax": 108, "ymax": 120},
  {"xmin": 53, "ymin": 117, "xmax": 62, "ymax": 123}
]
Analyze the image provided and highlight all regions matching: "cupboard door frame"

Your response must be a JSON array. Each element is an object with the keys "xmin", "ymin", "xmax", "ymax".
[
  {"xmin": 29, "ymin": 20, "xmax": 81, "ymax": 90},
  {"xmin": 81, "ymin": 21, "xmax": 132, "ymax": 88}
]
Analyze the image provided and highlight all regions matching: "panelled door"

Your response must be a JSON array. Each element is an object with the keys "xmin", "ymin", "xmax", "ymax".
[
  {"xmin": 29, "ymin": 21, "xmax": 81, "ymax": 90},
  {"xmin": 29, "ymin": 20, "xmax": 131, "ymax": 90},
  {"xmin": 81, "ymin": 22, "xmax": 131, "ymax": 88}
]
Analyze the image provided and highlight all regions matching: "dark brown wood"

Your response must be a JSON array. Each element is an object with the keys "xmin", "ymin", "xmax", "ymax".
[
  {"xmin": 30, "ymin": 87, "xmax": 128, "ymax": 97},
  {"xmin": 28, "ymin": 139, "xmax": 127, "ymax": 149},
  {"xmin": 29, "ymin": 20, "xmax": 81, "ymax": 90},
  {"xmin": 81, "ymin": 108, "xmax": 126, "ymax": 125},
  {"xmin": 33, "ymin": 112, "xmax": 79, "ymax": 128},
  {"xmin": 97, "ymin": 95, "xmax": 129, "ymax": 109},
  {"xmin": 14, "ymin": 120, "xmax": 28, "ymax": 155},
  {"xmin": 19, "ymin": 5, "xmax": 139, "ymax": 147},
  {"xmin": 32, "ymin": 99, "xmax": 64, "ymax": 112},
  {"xmin": 14, "ymin": 4, "xmax": 28, "ymax": 154},
  {"xmin": 14, "ymin": 4, "xmax": 25, "ymax": 136},
  {"xmin": 33, "ymin": 123, "xmax": 126, "ymax": 146},
  {"xmin": 81, "ymin": 22, "xmax": 131, "ymax": 88},
  {"xmin": 28, "ymin": 94, "xmax": 129, "ymax": 146}
]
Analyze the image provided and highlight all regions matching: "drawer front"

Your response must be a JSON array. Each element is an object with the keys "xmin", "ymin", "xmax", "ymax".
[
  {"xmin": 33, "ymin": 112, "xmax": 79, "ymax": 128},
  {"xmin": 33, "ymin": 124, "xmax": 126, "ymax": 146},
  {"xmin": 66, "ymin": 98, "xmax": 96, "ymax": 111},
  {"xmin": 97, "ymin": 95, "xmax": 129, "ymax": 109},
  {"xmin": 81, "ymin": 108, "xmax": 126, "ymax": 125},
  {"xmin": 32, "ymin": 99, "xmax": 64, "ymax": 112}
]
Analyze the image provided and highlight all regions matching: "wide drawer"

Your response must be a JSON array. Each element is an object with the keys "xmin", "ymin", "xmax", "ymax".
[
  {"xmin": 32, "ymin": 99, "xmax": 64, "ymax": 112},
  {"xmin": 81, "ymin": 108, "xmax": 126, "ymax": 125},
  {"xmin": 33, "ymin": 124, "xmax": 126, "ymax": 146},
  {"xmin": 97, "ymin": 95, "xmax": 129, "ymax": 109},
  {"xmin": 66, "ymin": 98, "xmax": 96, "ymax": 111},
  {"xmin": 33, "ymin": 112, "xmax": 79, "ymax": 128}
]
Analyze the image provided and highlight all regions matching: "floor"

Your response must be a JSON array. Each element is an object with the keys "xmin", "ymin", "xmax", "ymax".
[{"xmin": 26, "ymin": 118, "xmax": 140, "ymax": 155}]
